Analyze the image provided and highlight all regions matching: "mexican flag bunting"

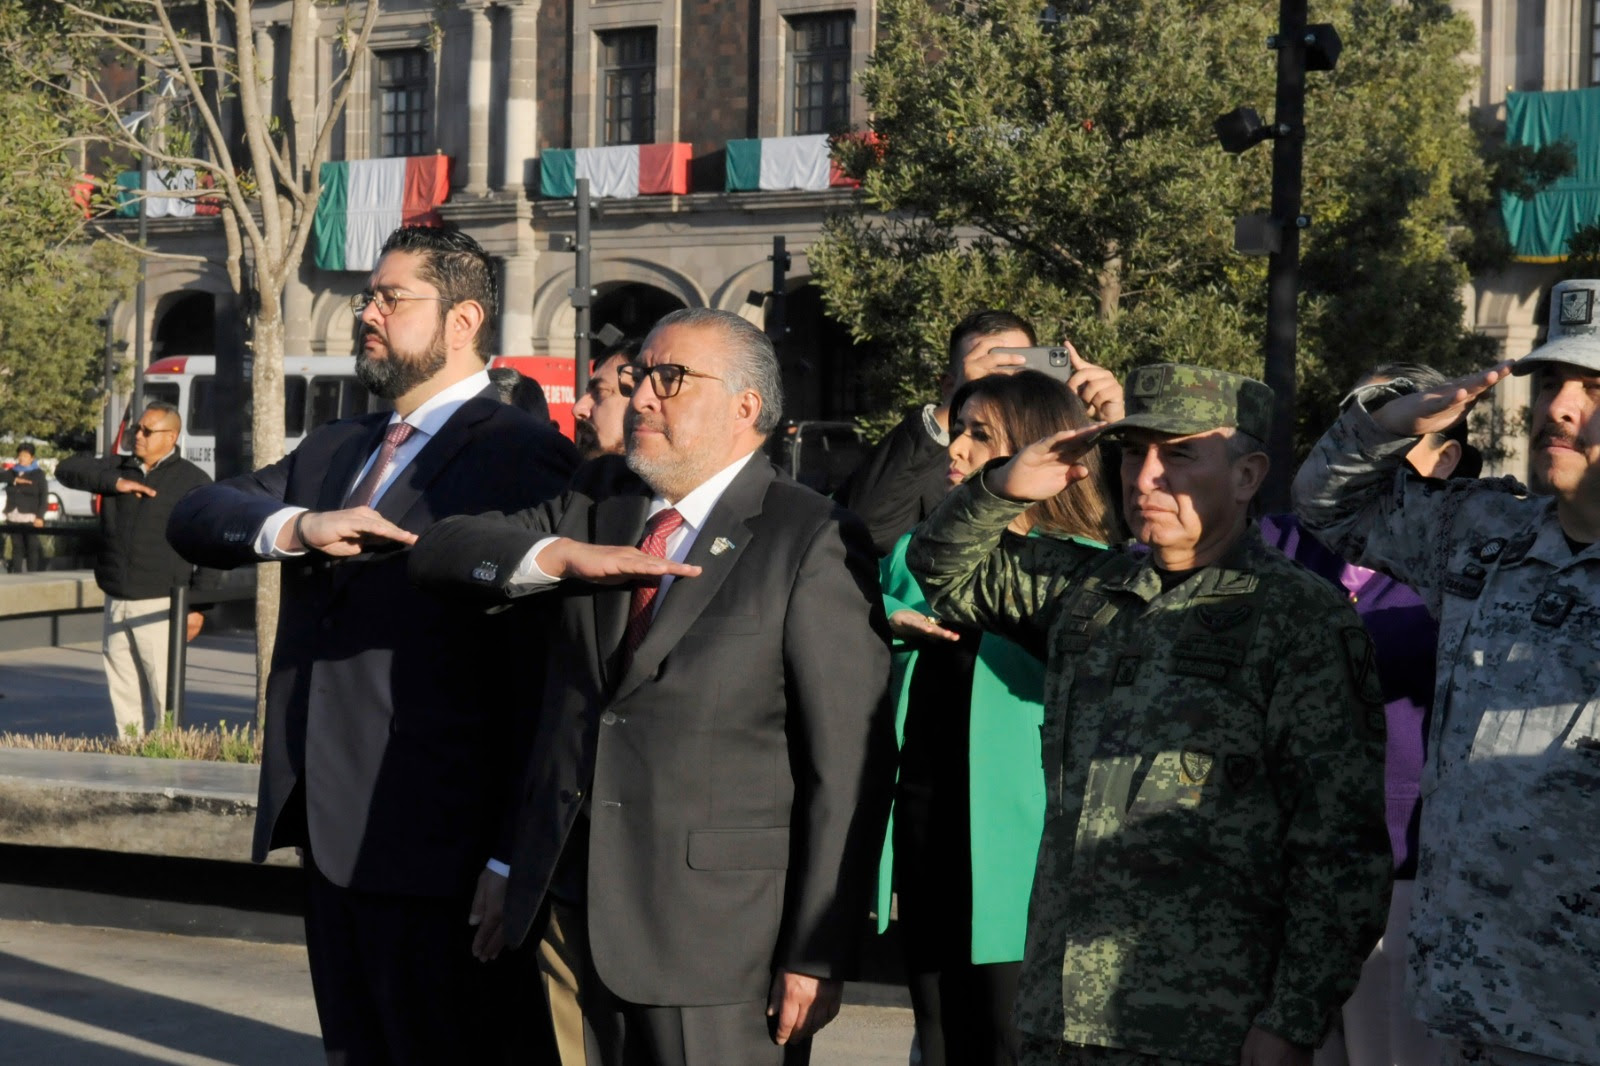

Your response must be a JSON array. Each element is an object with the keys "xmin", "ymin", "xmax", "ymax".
[
  {"xmin": 540, "ymin": 144, "xmax": 691, "ymax": 199},
  {"xmin": 313, "ymin": 156, "xmax": 451, "ymax": 272},
  {"xmin": 725, "ymin": 135, "xmax": 858, "ymax": 192}
]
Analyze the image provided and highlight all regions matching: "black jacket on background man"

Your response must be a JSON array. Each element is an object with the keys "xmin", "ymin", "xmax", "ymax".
[
  {"xmin": 1, "ymin": 464, "xmax": 48, "ymax": 517},
  {"xmin": 56, "ymin": 450, "xmax": 218, "ymax": 599},
  {"xmin": 832, "ymin": 408, "xmax": 950, "ymax": 556}
]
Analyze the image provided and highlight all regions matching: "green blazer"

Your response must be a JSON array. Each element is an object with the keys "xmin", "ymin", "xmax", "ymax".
[{"xmin": 876, "ymin": 530, "xmax": 1102, "ymax": 964}]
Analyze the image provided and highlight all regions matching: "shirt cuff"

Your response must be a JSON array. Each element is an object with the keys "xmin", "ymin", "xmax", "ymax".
[
  {"xmin": 507, "ymin": 536, "xmax": 563, "ymax": 588},
  {"xmin": 255, "ymin": 507, "xmax": 309, "ymax": 559},
  {"xmin": 920, "ymin": 403, "xmax": 950, "ymax": 447},
  {"xmin": 485, "ymin": 858, "xmax": 510, "ymax": 877}
]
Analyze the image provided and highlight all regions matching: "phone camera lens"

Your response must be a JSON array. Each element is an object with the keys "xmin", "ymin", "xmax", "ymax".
[{"xmin": 1050, "ymin": 349, "xmax": 1069, "ymax": 367}]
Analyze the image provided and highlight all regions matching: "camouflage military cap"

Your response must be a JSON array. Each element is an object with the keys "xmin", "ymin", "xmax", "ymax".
[
  {"xmin": 1514, "ymin": 279, "xmax": 1600, "ymax": 376},
  {"xmin": 1100, "ymin": 363, "xmax": 1274, "ymax": 443}
]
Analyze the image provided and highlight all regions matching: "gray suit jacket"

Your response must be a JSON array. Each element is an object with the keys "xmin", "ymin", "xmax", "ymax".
[{"xmin": 409, "ymin": 453, "xmax": 895, "ymax": 1005}]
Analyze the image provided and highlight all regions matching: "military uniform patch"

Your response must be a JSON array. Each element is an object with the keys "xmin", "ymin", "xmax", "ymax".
[
  {"xmin": 1443, "ymin": 564, "xmax": 1487, "ymax": 599},
  {"xmin": 1113, "ymin": 654, "xmax": 1140, "ymax": 686},
  {"xmin": 1224, "ymin": 754, "xmax": 1257, "ymax": 790},
  {"xmin": 1499, "ymin": 529, "xmax": 1537, "ymax": 566},
  {"xmin": 1197, "ymin": 603, "xmax": 1251, "ymax": 631},
  {"xmin": 1179, "ymin": 749, "xmax": 1214, "ymax": 785},
  {"xmin": 1532, "ymin": 590, "xmax": 1575, "ymax": 627},
  {"xmin": 1477, "ymin": 538, "xmax": 1506, "ymax": 564}
]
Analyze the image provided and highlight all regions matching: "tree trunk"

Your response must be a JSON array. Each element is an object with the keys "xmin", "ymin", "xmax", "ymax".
[
  {"xmin": 1097, "ymin": 250, "xmax": 1122, "ymax": 321},
  {"xmin": 250, "ymin": 294, "xmax": 287, "ymax": 727}
]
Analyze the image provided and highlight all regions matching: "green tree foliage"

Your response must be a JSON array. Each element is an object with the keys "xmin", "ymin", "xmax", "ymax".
[
  {"xmin": 0, "ymin": 82, "xmax": 136, "ymax": 441},
  {"xmin": 813, "ymin": 0, "xmax": 1553, "ymax": 449}
]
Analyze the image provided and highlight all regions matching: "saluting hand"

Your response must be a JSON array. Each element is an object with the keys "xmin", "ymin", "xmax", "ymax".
[
  {"xmin": 987, "ymin": 424, "xmax": 1106, "ymax": 503},
  {"xmin": 279, "ymin": 506, "xmax": 418, "ymax": 556},
  {"xmin": 1064, "ymin": 344, "xmax": 1125, "ymax": 423},
  {"xmin": 534, "ymin": 537, "xmax": 702, "ymax": 585},
  {"xmin": 114, "ymin": 477, "xmax": 158, "ymax": 498},
  {"xmin": 888, "ymin": 609, "xmax": 960, "ymax": 644},
  {"xmin": 1368, "ymin": 361, "xmax": 1514, "ymax": 439}
]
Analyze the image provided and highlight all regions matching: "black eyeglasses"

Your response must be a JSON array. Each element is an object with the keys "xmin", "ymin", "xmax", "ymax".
[
  {"xmin": 349, "ymin": 286, "xmax": 452, "ymax": 317},
  {"xmin": 617, "ymin": 363, "xmax": 723, "ymax": 399},
  {"xmin": 134, "ymin": 425, "xmax": 176, "ymax": 436}
]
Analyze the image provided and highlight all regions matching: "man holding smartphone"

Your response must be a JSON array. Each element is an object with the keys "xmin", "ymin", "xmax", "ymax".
[{"xmin": 835, "ymin": 310, "xmax": 1123, "ymax": 554}]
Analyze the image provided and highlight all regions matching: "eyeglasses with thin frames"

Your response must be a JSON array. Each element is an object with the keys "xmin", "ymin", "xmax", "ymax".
[
  {"xmin": 617, "ymin": 363, "xmax": 724, "ymax": 399},
  {"xmin": 349, "ymin": 286, "xmax": 452, "ymax": 317}
]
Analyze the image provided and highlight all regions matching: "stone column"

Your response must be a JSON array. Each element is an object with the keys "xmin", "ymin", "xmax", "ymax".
[
  {"xmin": 503, "ymin": 0, "xmax": 540, "ymax": 190},
  {"xmin": 466, "ymin": 3, "xmax": 494, "ymax": 194},
  {"xmin": 500, "ymin": 248, "xmax": 537, "ymax": 356}
]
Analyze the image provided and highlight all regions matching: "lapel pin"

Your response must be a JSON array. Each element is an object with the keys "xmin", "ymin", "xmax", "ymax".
[{"xmin": 710, "ymin": 537, "xmax": 736, "ymax": 556}]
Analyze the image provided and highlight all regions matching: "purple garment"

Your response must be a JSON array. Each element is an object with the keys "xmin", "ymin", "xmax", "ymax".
[{"xmin": 1260, "ymin": 514, "xmax": 1433, "ymax": 878}]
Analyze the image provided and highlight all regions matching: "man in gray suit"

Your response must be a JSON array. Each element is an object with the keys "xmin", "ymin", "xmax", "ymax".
[{"xmin": 410, "ymin": 307, "xmax": 895, "ymax": 1066}]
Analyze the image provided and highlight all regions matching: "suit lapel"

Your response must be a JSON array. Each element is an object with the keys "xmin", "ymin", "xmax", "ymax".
[
  {"xmin": 317, "ymin": 416, "xmax": 389, "ymax": 512},
  {"xmin": 592, "ymin": 486, "xmax": 653, "ymax": 691},
  {"xmin": 375, "ymin": 390, "xmax": 500, "ymax": 528},
  {"xmin": 611, "ymin": 457, "xmax": 775, "ymax": 704}
]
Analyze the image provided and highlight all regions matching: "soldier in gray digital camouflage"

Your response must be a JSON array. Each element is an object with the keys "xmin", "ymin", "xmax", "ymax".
[
  {"xmin": 1292, "ymin": 278, "xmax": 1600, "ymax": 1066},
  {"xmin": 907, "ymin": 363, "xmax": 1392, "ymax": 1066}
]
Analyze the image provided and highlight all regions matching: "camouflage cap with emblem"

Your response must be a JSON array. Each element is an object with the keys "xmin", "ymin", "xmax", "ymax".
[
  {"xmin": 1098, "ymin": 363, "xmax": 1274, "ymax": 443},
  {"xmin": 1514, "ymin": 278, "xmax": 1600, "ymax": 376}
]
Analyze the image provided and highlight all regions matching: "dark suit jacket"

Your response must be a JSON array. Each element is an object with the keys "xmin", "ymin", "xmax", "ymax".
[
  {"xmin": 409, "ymin": 454, "xmax": 896, "ymax": 1005},
  {"xmin": 167, "ymin": 390, "xmax": 578, "ymax": 896},
  {"xmin": 832, "ymin": 409, "xmax": 949, "ymax": 556}
]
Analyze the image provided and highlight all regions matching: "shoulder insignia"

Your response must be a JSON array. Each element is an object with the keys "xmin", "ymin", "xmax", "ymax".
[
  {"xmin": 1179, "ymin": 748, "xmax": 1214, "ymax": 786},
  {"xmin": 1196, "ymin": 603, "xmax": 1252, "ymax": 631},
  {"xmin": 1069, "ymin": 591, "xmax": 1109, "ymax": 619},
  {"xmin": 471, "ymin": 560, "xmax": 499, "ymax": 582},
  {"xmin": 1174, "ymin": 637, "xmax": 1246, "ymax": 666}
]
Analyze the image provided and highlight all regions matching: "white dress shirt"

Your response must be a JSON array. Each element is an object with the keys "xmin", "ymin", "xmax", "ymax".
[
  {"xmin": 253, "ymin": 370, "xmax": 493, "ymax": 558},
  {"xmin": 508, "ymin": 449, "xmax": 758, "ymax": 606}
]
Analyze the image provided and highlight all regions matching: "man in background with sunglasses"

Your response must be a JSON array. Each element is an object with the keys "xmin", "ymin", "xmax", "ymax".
[
  {"xmin": 410, "ymin": 307, "xmax": 895, "ymax": 1066},
  {"xmin": 57, "ymin": 401, "xmax": 218, "ymax": 737},
  {"xmin": 169, "ymin": 225, "xmax": 578, "ymax": 1065}
]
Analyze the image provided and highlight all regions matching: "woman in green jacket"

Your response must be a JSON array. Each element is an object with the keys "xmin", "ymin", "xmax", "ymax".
[{"xmin": 880, "ymin": 369, "xmax": 1122, "ymax": 1066}]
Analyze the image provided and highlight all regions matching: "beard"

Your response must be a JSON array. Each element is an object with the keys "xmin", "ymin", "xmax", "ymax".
[
  {"xmin": 624, "ymin": 409, "xmax": 702, "ymax": 499},
  {"xmin": 574, "ymin": 419, "xmax": 603, "ymax": 459},
  {"xmin": 355, "ymin": 324, "xmax": 448, "ymax": 400}
]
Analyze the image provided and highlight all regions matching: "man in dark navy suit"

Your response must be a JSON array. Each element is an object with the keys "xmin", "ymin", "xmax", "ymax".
[{"xmin": 169, "ymin": 226, "xmax": 577, "ymax": 1065}]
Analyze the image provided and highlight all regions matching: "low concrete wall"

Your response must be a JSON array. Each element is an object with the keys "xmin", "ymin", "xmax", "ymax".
[
  {"xmin": 0, "ymin": 571, "xmax": 105, "ymax": 652},
  {"xmin": 0, "ymin": 749, "xmax": 295, "ymax": 868}
]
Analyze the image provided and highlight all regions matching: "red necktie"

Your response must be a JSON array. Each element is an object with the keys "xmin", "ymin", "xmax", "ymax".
[
  {"xmin": 620, "ymin": 507, "xmax": 684, "ymax": 668},
  {"xmin": 345, "ymin": 422, "xmax": 416, "ymax": 508}
]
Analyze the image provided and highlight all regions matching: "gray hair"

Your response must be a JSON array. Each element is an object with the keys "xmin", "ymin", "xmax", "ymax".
[
  {"xmin": 1225, "ymin": 429, "xmax": 1267, "ymax": 460},
  {"xmin": 646, "ymin": 307, "xmax": 785, "ymax": 435},
  {"xmin": 142, "ymin": 400, "xmax": 183, "ymax": 431}
]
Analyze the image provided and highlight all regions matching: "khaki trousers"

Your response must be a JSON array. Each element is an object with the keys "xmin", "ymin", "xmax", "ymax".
[{"xmin": 102, "ymin": 597, "xmax": 170, "ymax": 737}]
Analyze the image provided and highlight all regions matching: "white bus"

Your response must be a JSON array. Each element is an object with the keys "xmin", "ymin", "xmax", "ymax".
[{"xmin": 131, "ymin": 355, "xmax": 376, "ymax": 479}]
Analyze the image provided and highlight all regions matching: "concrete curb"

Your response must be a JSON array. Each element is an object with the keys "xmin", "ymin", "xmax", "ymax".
[{"xmin": 0, "ymin": 749, "xmax": 294, "ymax": 867}]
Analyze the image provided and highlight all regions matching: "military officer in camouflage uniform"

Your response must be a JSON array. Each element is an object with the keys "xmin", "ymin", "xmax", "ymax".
[
  {"xmin": 907, "ymin": 364, "xmax": 1391, "ymax": 1066},
  {"xmin": 1292, "ymin": 279, "xmax": 1600, "ymax": 1066}
]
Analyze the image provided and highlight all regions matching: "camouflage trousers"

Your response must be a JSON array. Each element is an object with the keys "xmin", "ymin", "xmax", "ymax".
[
  {"xmin": 1437, "ymin": 1040, "xmax": 1584, "ymax": 1066},
  {"xmin": 1020, "ymin": 1037, "xmax": 1204, "ymax": 1066}
]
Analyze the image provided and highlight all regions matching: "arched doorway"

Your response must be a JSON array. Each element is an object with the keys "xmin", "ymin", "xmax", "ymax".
[
  {"xmin": 153, "ymin": 292, "xmax": 216, "ymax": 355},
  {"xmin": 780, "ymin": 284, "xmax": 874, "ymax": 422},
  {"xmin": 592, "ymin": 283, "xmax": 687, "ymax": 343}
]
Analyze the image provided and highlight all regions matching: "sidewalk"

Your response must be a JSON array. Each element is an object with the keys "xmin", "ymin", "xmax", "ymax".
[
  {"xmin": 0, "ymin": 919, "xmax": 912, "ymax": 1065},
  {"xmin": 0, "ymin": 633, "xmax": 256, "ymax": 738}
]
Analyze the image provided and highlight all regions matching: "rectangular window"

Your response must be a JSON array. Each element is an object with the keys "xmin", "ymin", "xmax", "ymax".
[
  {"xmin": 376, "ymin": 49, "xmax": 430, "ymax": 158},
  {"xmin": 600, "ymin": 29, "xmax": 656, "ymax": 146},
  {"xmin": 788, "ymin": 13, "xmax": 853, "ymax": 136},
  {"xmin": 1593, "ymin": 0, "xmax": 1600, "ymax": 84}
]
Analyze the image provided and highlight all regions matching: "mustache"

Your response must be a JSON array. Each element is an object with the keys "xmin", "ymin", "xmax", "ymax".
[
  {"xmin": 625, "ymin": 412, "xmax": 666, "ymax": 436},
  {"xmin": 1535, "ymin": 425, "xmax": 1587, "ymax": 449},
  {"xmin": 360, "ymin": 324, "xmax": 387, "ymax": 347}
]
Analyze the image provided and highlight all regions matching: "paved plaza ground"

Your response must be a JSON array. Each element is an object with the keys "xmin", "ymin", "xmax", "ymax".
[{"xmin": 0, "ymin": 920, "xmax": 912, "ymax": 1065}]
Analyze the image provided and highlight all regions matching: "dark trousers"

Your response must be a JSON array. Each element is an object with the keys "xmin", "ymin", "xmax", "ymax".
[
  {"xmin": 7, "ymin": 530, "xmax": 41, "ymax": 572},
  {"xmin": 303, "ymin": 857, "xmax": 549, "ymax": 1066},
  {"xmin": 537, "ymin": 900, "xmax": 812, "ymax": 1066}
]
